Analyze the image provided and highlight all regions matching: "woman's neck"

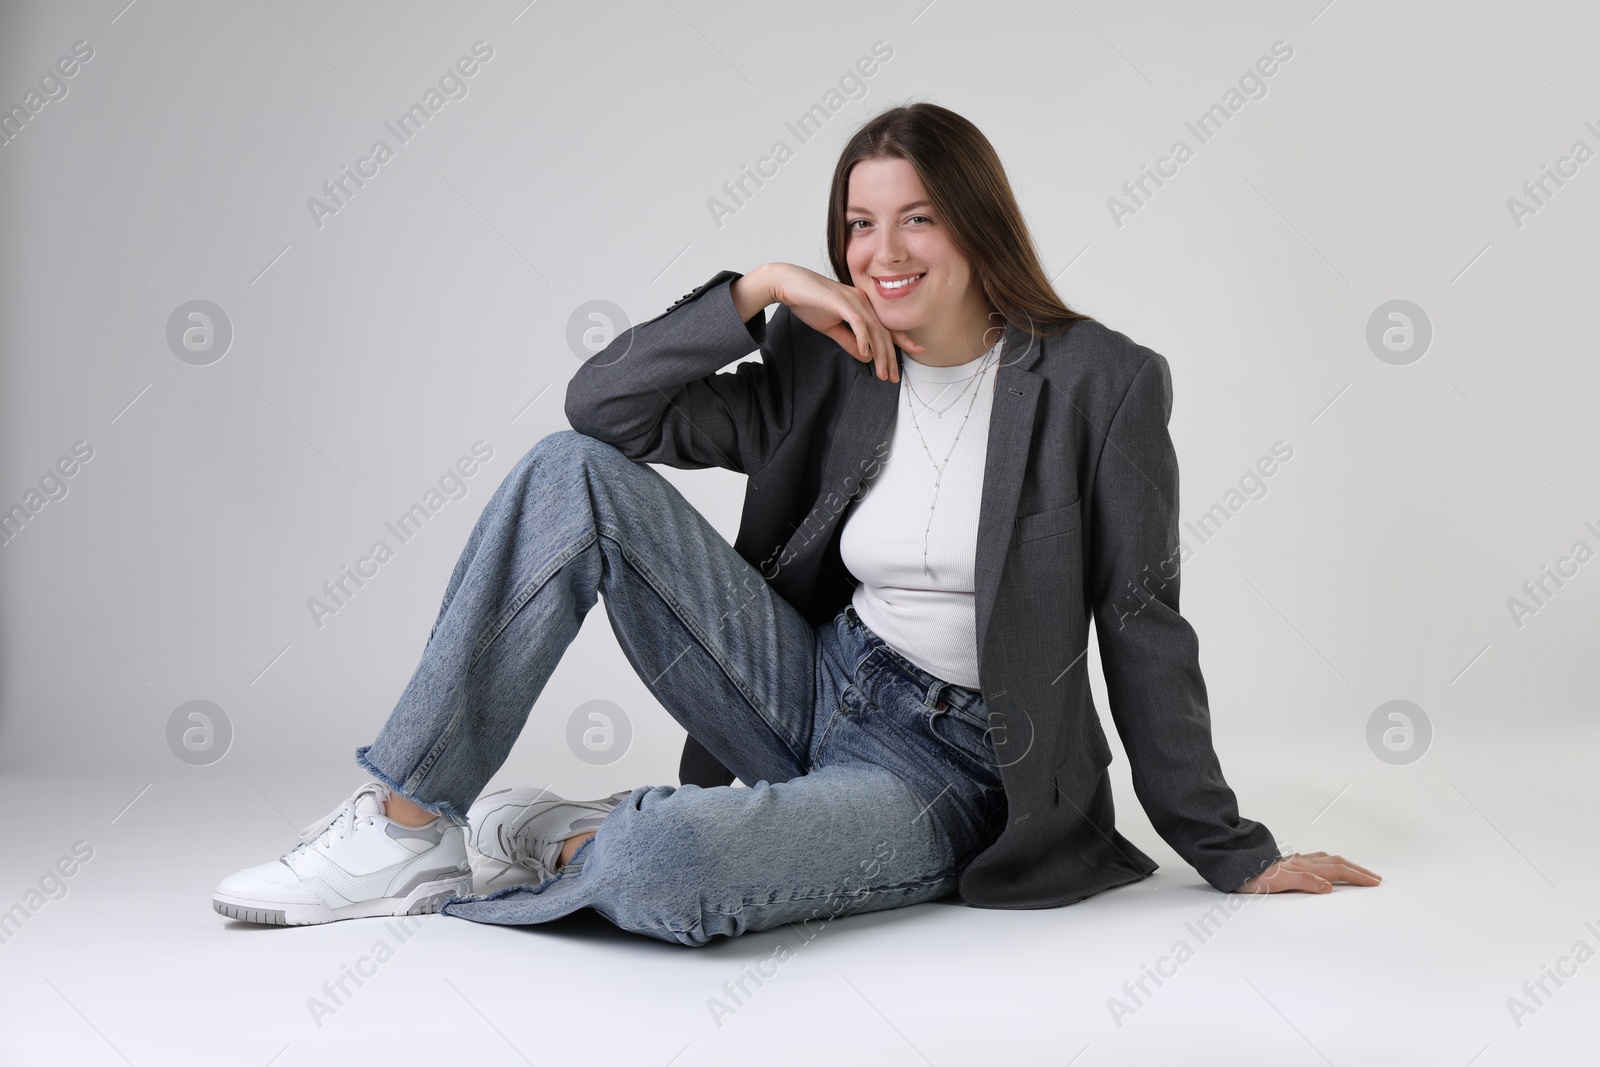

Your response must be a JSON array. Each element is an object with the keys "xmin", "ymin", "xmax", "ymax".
[{"xmin": 904, "ymin": 301, "xmax": 1003, "ymax": 368}]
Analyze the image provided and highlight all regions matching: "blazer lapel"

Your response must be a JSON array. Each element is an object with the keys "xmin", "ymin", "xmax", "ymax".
[
  {"xmin": 976, "ymin": 321, "xmax": 1043, "ymax": 662},
  {"xmin": 769, "ymin": 358, "xmax": 897, "ymax": 596},
  {"xmin": 801, "ymin": 355, "xmax": 897, "ymax": 588}
]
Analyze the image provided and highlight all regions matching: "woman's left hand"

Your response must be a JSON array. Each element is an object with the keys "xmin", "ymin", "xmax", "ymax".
[{"xmin": 1232, "ymin": 851, "xmax": 1382, "ymax": 894}]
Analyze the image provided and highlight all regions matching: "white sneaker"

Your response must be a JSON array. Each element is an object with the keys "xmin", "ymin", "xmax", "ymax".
[
  {"xmin": 213, "ymin": 782, "xmax": 473, "ymax": 926},
  {"xmin": 467, "ymin": 786, "xmax": 632, "ymax": 884}
]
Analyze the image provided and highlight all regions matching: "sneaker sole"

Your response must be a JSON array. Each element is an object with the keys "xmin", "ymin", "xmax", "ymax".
[{"xmin": 212, "ymin": 872, "xmax": 473, "ymax": 926}]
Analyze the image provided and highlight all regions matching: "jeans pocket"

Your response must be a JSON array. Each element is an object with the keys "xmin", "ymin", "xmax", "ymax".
[
  {"xmin": 922, "ymin": 704, "xmax": 1002, "ymax": 789},
  {"xmin": 838, "ymin": 682, "xmax": 875, "ymax": 720}
]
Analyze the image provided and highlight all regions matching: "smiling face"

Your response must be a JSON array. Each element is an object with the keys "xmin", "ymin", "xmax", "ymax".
[{"xmin": 843, "ymin": 156, "xmax": 992, "ymax": 360}]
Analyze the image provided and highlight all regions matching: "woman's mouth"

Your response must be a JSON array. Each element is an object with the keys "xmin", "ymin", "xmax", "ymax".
[{"xmin": 873, "ymin": 272, "xmax": 926, "ymax": 299}]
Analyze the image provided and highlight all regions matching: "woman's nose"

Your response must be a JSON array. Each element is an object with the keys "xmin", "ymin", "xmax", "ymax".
[{"xmin": 882, "ymin": 228, "xmax": 907, "ymax": 259}]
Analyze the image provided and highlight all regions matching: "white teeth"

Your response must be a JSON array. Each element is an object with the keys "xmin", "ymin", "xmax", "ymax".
[{"xmin": 879, "ymin": 273, "xmax": 924, "ymax": 289}]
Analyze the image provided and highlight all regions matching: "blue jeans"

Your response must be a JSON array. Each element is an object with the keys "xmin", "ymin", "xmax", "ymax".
[{"xmin": 356, "ymin": 430, "xmax": 1007, "ymax": 947}]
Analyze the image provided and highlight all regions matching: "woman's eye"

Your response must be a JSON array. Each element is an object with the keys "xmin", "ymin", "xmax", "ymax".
[
  {"xmin": 906, "ymin": 214, "xmax": 931, "ymax": 225},
  {"xmin": 847, "ymin": 219, "xmax": 870, "ymax": 231}
]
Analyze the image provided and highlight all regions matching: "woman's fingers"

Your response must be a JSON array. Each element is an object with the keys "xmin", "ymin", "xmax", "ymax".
[
  {"xmin": 883, "ymin": 313, "xmax": 896, "ymax": 383},
  {"xmin": 822, "ymin": 321, "xmax": 863, "ymax": 361},
  {"xmin": 1330, "ymin": 862, "xmax": 1382, "ymax": 884},
  {"xmin": 1245, "ymin": 864, "xmax": 1329, "ymax": 894},
  {"xmin": 845, "ymin": 288, "xmax": 897, "ymax": 382},
  {"xmin": 855, "ymin": 297, "xmax": 888, "ymax": 381},
  {"xmin": 841, "ymin": 291, "xmax": 891, "ymax": 381},
  {"xmin": 850, "ymin": 311, "xmax": 880, "ymax": 376},
  {"xmin": 1243, "ymin": 852, "xmax": 1381, "ymax": 893},
  {"xmin": 803, "ymin": 281, "xmax": 919, "ymax": 383},
  {"xmin": 1308, "ymin": 854, "xmax": 1382, "ymax": 883}
]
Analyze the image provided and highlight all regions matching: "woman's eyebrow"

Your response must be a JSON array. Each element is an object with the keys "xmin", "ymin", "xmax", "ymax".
[{"xmin": 845, "ymin": 199, "xmax": 932, "ymax": 216}]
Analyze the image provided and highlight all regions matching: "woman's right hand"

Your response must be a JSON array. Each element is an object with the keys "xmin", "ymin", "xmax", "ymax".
[{"xmin": 741, "ymin": 262, "xmax": 923, "ymax": 383}]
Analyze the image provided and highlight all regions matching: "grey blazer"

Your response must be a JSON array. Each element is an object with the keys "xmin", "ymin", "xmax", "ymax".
[{"xmin": 564, "ymin": 269, "xmax": 1282, "ymax": 904}]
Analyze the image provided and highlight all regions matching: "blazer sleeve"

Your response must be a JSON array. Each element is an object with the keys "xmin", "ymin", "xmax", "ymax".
[
  {"xmin": 563, "ymin": 269, "xmax": 794, "ymax": 475},
  {"xmin": 1086, "ymin": 351, "xmax": 1283, "ymax": 893}
]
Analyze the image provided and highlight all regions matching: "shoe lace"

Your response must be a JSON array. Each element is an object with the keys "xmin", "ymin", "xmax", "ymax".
[
  {"xmin": 286, "ymin": 788, "xmax": 378, "ymax": 860},
  {"xmin": 496, "ymin": 822, "xmax": 548, "ymax": 871}
]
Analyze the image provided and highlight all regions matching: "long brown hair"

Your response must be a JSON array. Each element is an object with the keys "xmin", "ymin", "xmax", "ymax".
[{"xmin": 825, "ymin": 101, "xmax": 1091, "ymax": 339}]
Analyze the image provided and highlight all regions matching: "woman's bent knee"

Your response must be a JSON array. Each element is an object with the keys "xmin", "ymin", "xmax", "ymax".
[
  {"xmin": 531, "ymin": 428, "xmax": 630, "ymax": 470},
  {"xmin": 507, "ymin": 430, "xmax": 637, "ymax": 514}
]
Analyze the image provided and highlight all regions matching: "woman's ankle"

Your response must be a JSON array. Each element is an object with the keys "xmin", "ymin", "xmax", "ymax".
[
  {"xmin": 555, "ymin": 831, "xmax": 596, "ymax": 871},
  {"xmin": 384, "ymin": 790, "xmax": 438, "ymax": 827}
]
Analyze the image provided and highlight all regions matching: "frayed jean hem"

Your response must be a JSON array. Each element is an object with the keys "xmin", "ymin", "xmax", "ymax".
[{"xmin": 354, "ymin": 743, "xmax": 470, "ymax": 827}]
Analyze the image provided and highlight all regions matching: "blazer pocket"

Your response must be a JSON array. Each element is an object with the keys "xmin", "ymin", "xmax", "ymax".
[
  {"xmin": 1014, "ymin": 500, "xmax": 1081, "ymax": 545},
  {"xmin": 1053, "ymin": 715, "xmax": 1112, "ymax": 798}
]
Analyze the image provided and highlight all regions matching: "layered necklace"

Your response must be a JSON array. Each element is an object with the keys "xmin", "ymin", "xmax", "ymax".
[{"xmin": 901, "ymin": 334, "xmax": 1004, "ymax": 577}]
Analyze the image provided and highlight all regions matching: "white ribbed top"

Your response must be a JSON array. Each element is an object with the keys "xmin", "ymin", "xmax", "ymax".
[{"xmin": 838, "ymin": 336, "xmax": 1003, "ymax": 689}]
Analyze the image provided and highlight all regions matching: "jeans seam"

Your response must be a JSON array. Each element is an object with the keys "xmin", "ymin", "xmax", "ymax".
[
  {"xmin": 812, "ymin": 704, "xmax": 842, "ymax": 767},
  {"xmin": 408, "ymin": 529, "xmax": 597, "ymax": 789},
  {"xmin": 849, "ymin": 640, "xmax": 881, "ymax": 681},
  {"xmin": 706, "ymin": 871, "xmax": 956, "ymax": 915},
  {"xmin": 924, "ymin": 706, "xmax": 999, "ymax": 781},
  {"xmin": 471, "ymin": 529, "xmax": 596, "ymax": 669},
  {"xmin": 604, "ymin": 525, "xmax": 809, "ymax": 771}
]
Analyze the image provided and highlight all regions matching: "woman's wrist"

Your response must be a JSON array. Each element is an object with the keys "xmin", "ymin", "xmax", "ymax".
[{"xmin": 731, "ymin": 263, "xmax": 777, "ymax": 322}]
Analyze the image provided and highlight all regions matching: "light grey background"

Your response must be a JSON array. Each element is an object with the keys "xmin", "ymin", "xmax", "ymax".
[
  {"xmin": 2, "ymin": 2, "xmax": 1597, "ymax": 1064},
  {"xmin": 6, "ymin": 0, "xmax": 1592, "ymax": 780}
]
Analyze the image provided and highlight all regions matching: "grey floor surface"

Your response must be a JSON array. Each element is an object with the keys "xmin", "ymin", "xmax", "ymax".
[{"xmin": 1, "ymin": 726, "xmax": 1594, "ymax": 1066}]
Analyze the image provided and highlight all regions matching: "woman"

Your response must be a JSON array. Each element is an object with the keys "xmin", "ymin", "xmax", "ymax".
[{"xmin": 213, "ymin": 102, "xmax": 1378, "ymax": 943}]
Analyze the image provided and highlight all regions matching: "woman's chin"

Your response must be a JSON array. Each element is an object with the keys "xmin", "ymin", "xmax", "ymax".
[{"xmin": 870, "ymin": 304, "xmax": 921, "ymax": 333}]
